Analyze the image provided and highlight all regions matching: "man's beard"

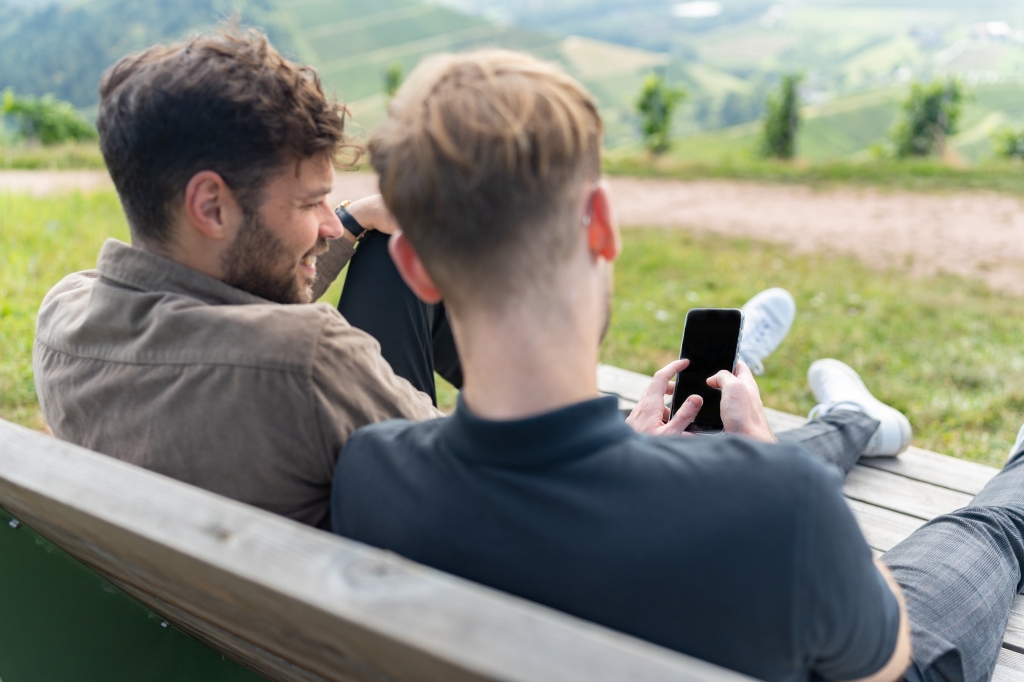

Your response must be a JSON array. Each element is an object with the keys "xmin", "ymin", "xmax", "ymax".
[{"xmin": 221, "ymin": 211, "xmax": 325, "ymax": 304}]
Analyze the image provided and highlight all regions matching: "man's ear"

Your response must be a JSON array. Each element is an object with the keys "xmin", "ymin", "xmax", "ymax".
[
  {"xmin": 585, "ymin": 180, "xmax": 621, "ymax": 263},
  {"xmin": 389, "ymin": 232, "xmax": 443, "ymax": 304},
  {"xmin": 183, "ymin": 171, "xmax": 241, "ymax": 240}
]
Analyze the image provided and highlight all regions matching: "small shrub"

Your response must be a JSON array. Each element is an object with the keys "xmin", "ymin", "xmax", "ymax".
[
  {"xmin": 383, "ymin": 63, "xmax": 403, "ymax": 101},
  {"xmin": 891, "ymin": 79, "xmax": 966, "ymax": 158},
  {"xmin": 760, "ymin": 74, "xmax": 801, "ymax": 159},
  {"xmin": 1, "ymin": 90, "xmax": 97, "ymax": 146},
  {"xmin": 635, "ymin": 73, "xmax": 686, "ymax": 155},
  {"xmin": 992, "ymin": 127, "xmax": 1024, "ymax": 159}
]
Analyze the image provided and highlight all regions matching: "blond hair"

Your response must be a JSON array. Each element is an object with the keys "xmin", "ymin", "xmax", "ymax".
[{"xmin": 370, "ymin": 50, "xmax": 603, "ymax": 307}]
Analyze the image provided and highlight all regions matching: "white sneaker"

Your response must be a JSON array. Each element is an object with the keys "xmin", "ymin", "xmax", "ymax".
[
  {"xmin": 739, "ymin": 288, "xmax": 796, "ymax": 375},
  {"xmin": 1009, "ymin": 424, "xmax": 1024, "ymax": 462},
  {"xmin": 807, "ymin": 359, "xmax": 912, "ymax": 457}
]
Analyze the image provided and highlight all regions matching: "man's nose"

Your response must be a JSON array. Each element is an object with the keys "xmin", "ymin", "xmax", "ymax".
[{"xmin": 321, "ymin": 203, "xmax": 345, "ymax": 240}]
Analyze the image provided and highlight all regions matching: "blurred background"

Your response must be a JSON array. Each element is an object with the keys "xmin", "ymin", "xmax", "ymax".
[
  {"xmin": 3, "ymin": 0, "xmax": 1024, "ymax": 466},
  {"xmin": 6, "ymin": 0, "xmax": 1024, "ymax": 158}
]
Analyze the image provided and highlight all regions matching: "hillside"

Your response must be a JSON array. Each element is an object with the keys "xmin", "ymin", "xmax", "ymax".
[{"xmin": 0, "ymin": 0, "xmax": 684, "ymax": 146}]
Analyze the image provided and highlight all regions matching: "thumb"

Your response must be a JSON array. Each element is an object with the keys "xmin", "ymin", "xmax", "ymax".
[
  {"xmin": 706, "ymin": 369, "xmax": 735, "ymax": 390},
  {"xmin": 733, "ymin": 360, "xmax": 755, "ymax": 382}
]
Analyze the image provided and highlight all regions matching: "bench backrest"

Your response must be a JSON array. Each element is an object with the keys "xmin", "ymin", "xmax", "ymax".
[{"xmin": 0, "ymin": 418, "xmax": 754, "ymax": 682}]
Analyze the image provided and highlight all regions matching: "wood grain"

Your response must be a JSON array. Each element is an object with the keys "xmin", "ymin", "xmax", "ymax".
[
  {"xmin": 847, "ymin": 499, "xmax": 924, "ymax": 553},
  {"xmin": 0, "ymin": 418, "xmax": 753, "ymax": 682},
  {"xmin": 994, "ymin": 647, "xmax": 1024, "ymax": 680},
  {"xmin": 858, "ymin": 448, "xmax": 998, "ymax": 496},
  {"xmin": 843, "ymin": 466, "xmax": 973, "ymax": 521}
]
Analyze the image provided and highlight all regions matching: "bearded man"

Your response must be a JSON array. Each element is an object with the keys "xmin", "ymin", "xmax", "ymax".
[{"xmin": 31, "ymin": 29, "xmax": 452, "ymax": 529}]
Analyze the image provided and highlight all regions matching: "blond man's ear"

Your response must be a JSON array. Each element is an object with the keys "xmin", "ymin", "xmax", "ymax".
[
  {"xmin": 585, "ymin": 181, "xmax": 621, "ymax": 264},
  {"xmin": 388, "ymin": 231, "xmax": 443, "ymax": 304}
]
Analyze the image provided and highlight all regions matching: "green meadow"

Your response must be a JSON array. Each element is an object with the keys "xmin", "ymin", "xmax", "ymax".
[{"xmin": 3, "ymin": 191, "xmax": 1023, "ymax": 467}]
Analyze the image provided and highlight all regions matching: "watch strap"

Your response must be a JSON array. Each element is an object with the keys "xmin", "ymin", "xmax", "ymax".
[{"xmin": 335, "ymin": 202, "xmax": 366, "ymax": 239}]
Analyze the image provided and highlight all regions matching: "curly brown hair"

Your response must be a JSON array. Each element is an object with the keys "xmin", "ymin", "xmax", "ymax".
[{"xmin": 97, "ymin": 27, "xmax": 350, "ymax": 246}]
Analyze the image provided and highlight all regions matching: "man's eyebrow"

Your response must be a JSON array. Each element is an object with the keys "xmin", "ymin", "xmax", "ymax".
[{"xmin": 300, "ymin": 186, "xmax": 334, "ymax": 200}]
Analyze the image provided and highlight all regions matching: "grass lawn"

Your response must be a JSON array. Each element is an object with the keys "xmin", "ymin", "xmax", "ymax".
[
  {"xmin": 0, "ymin": 143, "xmax": 106, "ymax": 170},
  {"xmin": 3, "ymin": 192, "xmax": 1023, "ymax": 467},
  {"xmin": 603, "ymin": 153, "xmax": 1024, "ymax": 197}
]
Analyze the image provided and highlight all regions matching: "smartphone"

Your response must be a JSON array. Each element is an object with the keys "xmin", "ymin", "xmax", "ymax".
[{"xmin": 669, "ymin": 308, "xmax": 744, "ymax": 434}]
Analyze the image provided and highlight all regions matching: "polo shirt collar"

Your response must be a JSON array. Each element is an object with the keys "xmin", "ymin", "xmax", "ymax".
[
  {"xmin": 442, "ymin": 394, "xmax": 636, "ymax": 468},
  {"xmin": 96, "ymin": 238, "xmax": 269, "ymax": 306}
]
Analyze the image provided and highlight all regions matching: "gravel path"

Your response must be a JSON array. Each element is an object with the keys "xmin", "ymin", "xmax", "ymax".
[{"xmin": 5, "ymin": 170, "xmax": 1024, "ymax": 295}]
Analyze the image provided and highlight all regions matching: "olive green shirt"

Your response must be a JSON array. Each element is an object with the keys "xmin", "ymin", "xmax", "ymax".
[{"xmin": 34, "ymin": 239, "xmax": 441, "ymax": 528}]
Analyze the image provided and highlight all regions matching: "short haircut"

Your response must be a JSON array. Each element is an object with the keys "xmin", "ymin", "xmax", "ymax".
[
  {"xmin": 370, "ymin": 50, "xmax": 603, "ymax": 307},
  {"xmin": 97, "ymin": 28, "xmax": 349, "ymax": 246}
]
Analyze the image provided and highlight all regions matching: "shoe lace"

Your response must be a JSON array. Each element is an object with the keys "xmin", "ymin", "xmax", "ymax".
[{"xmin": 739, "ymin": 312, "xmax": 773, "ymax": 375}]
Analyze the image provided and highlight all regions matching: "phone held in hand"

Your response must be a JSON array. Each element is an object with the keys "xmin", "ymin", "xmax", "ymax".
[{"xmin": 670, "ymin": 308, "xmax": 744, "ymax": 435}]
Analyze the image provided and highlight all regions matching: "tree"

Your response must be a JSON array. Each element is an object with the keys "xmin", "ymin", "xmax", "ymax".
[
  {"xmin": 891, "ymin": 79, "xmax": 965, "ymax": 158},
  {"xmin": 635, "ymin": 73, "xmax": 686, "ymax": 155},
  {"xmin": 760, "ymin": 74, "xmax": 801, "ymax": 159},
  {"xmin": 384, "ymin": 63, "xmax": 403, "ymax": 100},
  {"xmin": 1, "ymin": 90, "xmax": 97, "ymax": 145}
]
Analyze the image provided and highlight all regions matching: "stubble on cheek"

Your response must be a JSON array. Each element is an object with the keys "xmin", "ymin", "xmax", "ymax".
[{"xmin": 222, "ymin": 213, "xmax": 305, "ymax": 304}]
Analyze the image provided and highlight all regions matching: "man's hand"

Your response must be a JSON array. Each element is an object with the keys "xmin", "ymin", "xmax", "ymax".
[
  {"xmin": 707, "ymin": 360, "xmax": 776, "ymax": 443},
  {"xmin": 626, "ymin": 359, "xmax": 703, "ymax": 436},
  {"xmin": 345, "ymin": 194, "xmax": 401, "ymax": 236}
]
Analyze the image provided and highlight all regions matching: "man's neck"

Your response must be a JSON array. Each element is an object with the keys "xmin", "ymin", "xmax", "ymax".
[{"xmin": 455, "ymin": 300, "xmax": 602, "ymax": 422}]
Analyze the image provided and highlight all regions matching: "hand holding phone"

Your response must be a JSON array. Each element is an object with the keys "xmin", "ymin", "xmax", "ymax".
[{"xmin": 669, "ymin": 308, "xmax": 744, "ymax": 434}]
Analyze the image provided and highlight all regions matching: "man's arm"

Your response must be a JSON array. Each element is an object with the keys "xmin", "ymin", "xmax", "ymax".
[
  {"xmin": 842, "ymin": 560, "xmax": 912, "ymax": 682},
  {"xmin": 313, "ymin": 195, "xmax": 403, "ymax": 302}
]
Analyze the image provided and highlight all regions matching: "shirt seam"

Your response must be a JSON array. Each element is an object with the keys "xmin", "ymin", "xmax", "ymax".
[{"xmin": 34, "ymin": 338, "xmax": 313, "ymax": 376}]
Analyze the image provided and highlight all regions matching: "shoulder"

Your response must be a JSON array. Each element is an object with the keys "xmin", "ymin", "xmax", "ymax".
[
  {"xmin": 344, "ymin": 418, "xmax": 445, "ymax": 455},
  {"xmin": 631, "ymin": 434, "xmax": 842, "ymax": 505},
  {"xmin": 38, "ymin": 269, "xmax": 99, "ymax": 313}
]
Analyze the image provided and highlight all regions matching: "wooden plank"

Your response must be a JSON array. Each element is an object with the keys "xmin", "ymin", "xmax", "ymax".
[
  {"xmin": 0, "ymin": 419, "xmax": 754, "ymax": 682},
  {"xmin": 843, "ymin": 466, "xmax": 973, "ymax": 521},
  {"xmin": 1004, "ymin": 596, "xmax": 1024, "ymax": 654},
  {"xmin": 763, "ymin": 408, "xmax": 807, "ymax": 434},
  {"xmin": 859, "ymin": 448, "xmax": 998, "ymax": 496},
  {"xmin": 846, "ymin": 499, "xmax": 924, "ymax": 553},
  {"xmin": 597, "ymin": 364, "xmax": 650, "ymax": 404},
  {"xmin": 994, "ymin": 647, "xmax": 1024, "ymax": 680}
]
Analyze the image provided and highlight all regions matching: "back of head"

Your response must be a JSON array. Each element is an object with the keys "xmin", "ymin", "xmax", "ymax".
[
  {"xmin": 370, "ymin": 50, "xmax": 603, "ymax": 309},
  {"xmin": 97, "ymin": 27, "xmax": 348, "ymax": 247}
]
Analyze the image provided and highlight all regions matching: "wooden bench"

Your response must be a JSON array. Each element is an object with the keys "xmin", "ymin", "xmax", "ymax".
[
  {"xmin": 597, "ymin": 364, "xmax": 1024, "ymax": 680},
  {"xmin": 0, "ymin": 416, "xmax": 753, "ymax": 682},
  {"xmin": 3, "ymin": 364, "xmax": 1023, "ymax": 680}
]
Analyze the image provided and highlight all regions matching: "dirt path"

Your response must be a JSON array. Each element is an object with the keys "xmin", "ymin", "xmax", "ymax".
[{"xmin": 5, "ymin": 170, "xmax": 1024, "ymax": 295}]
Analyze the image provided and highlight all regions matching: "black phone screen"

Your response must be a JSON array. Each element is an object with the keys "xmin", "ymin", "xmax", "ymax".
[{"xmin": 669, "ymin": 308, "xmax": 743, "ymax": 430}]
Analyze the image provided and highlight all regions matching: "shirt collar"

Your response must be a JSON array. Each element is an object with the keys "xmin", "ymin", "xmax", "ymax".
[
  {"xmin": 441, "ymin": 394, "xmax": 636, "ymax": 468},
  {"xmin": 96, "ymin": 238, "xmax": 269, "ymax": 306}
]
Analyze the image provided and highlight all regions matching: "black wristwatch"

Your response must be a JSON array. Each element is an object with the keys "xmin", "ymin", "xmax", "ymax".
[{"xmin": 335, "ymin": 201, "xmax": 366, "ymax": 240}]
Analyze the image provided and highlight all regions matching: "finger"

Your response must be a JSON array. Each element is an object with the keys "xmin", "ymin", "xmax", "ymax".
[
  {"xmin": 665, "ymin": 380, "xmax": 675, "ymax": 396},
  {"xmin": 653, "ymin": 358, "xmax": 689, "ymax": 381},
  {"xmin": 645, "ymin": 359, "xmax": 689, "ymax": 400},
  {"xmin": 733, "ymin": 360, "xmax": 755, "ymax": 381},
  {"xmin": 706, "ymin": 369, "xmax": 735, "ymax": 390},
  {"xmin": 661, "ymin": 394, "xmax": 703, "ymax": 436}
]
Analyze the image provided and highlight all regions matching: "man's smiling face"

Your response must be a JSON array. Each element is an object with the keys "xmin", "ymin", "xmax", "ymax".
[{"xmin": 222, "ymin": 155, "xmax": 343, "ymax": 304}]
